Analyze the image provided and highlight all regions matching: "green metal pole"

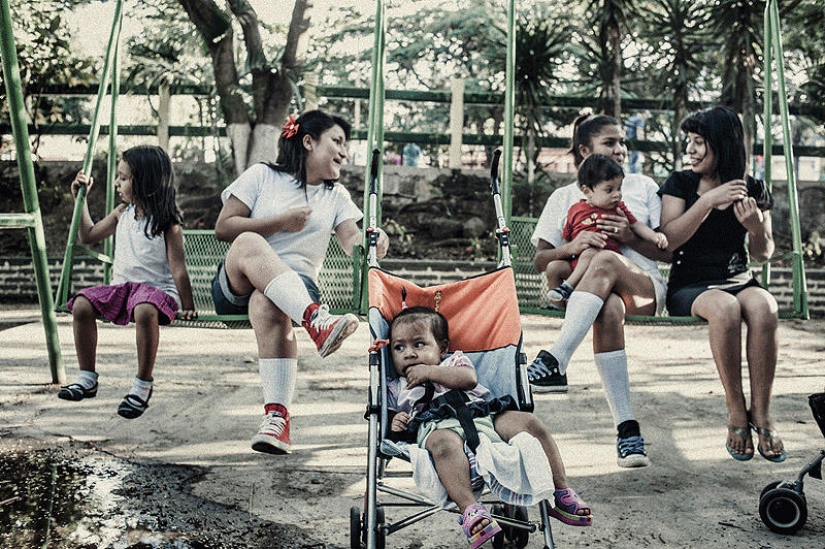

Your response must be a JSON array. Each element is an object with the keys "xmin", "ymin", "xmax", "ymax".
[
  {"xmin": 0, "ymin": 0, "xmax": 64, "ymax": 382},
  {"xmin": 365, "ymin": 0, "xmax": 386, "ymax": 225},
  {"xmin": 54, "ymin": 0, "xmax": 125, "ymax": 308},
  {"xmin": 360, "ymin": 0, "xmax": 386, "ymax": 313},
  {"xmin": 104, "ymin": 31, "xmax": 122, "ymax": 285},
  {"xmin": 769, "ymin": 0, "xmax": 809, "ymax": 319},
  {"xmin": 761, "ymin": 1, "xmax": 773, "ymax": 289},
  {"xmin": 502, "ymin": 0, "xmax": 516, "ymax": 225}
]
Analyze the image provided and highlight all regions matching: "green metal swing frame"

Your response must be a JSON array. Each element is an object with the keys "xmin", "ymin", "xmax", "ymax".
[
  {"xmin": 10, "ymin": 0, "xmax": 810, "ymax": 352},
  {"xmin": 510, "ymin": 0, "xmax": 809, "ymax": 323},
  {"xmin": 0, "ymin": 0, "xmax": 63, "ymax": 382}
]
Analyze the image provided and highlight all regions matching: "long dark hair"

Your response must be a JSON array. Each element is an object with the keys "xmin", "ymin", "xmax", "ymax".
[
  {"xmin": 569, "ymin": 113, "xmax": 621, "ymax": 168},
  {"xmin": 122, "ymin": 145, "xmax": 181, "ymax": 238},
  {"xmin": 680, "ymin": 106, "xmax": 746, "ymax": 184},
  {"xmin": 274, "ymin": 109, "xmax": 351, "ymax": 189}
]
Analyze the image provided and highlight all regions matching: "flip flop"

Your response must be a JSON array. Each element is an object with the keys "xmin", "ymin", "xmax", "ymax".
[
  {"xmin": 749, "ymin": 422, "xmax": 787, "ymax": 463},
  {"xmin": 726, "ymin": 425, "xmax": 754, "ymax": 461}
]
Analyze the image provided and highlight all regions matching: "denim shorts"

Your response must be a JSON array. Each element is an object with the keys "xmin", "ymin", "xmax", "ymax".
[{"xmin": 211, "ymin": 261, "xmax": 321, "ymax": 315}]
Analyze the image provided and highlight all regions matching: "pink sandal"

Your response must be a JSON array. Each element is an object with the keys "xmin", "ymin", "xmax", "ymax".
[
  {"xmin": 458, "ymin": 502, "xmax": 502, "ymax": 549},
  {"xmin": 547, "ymin": 488, "xmax": 593, "ymax": 526}
]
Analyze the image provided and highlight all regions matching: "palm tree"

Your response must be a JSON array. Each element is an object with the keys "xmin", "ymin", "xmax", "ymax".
[
  {"xmin": 711, "ymin": 0, "xmax": 766, "ymax": 167},
  {"xmin": 584, "ymin": 0, "xmax": 636, "ymax": 118},
  {"xmin": 638, "ymin": 0, "xmax": 712, "ymax": 170},
  {"xmin": 509, "ymin": 5, "xmax": 573, "ymax": 184}
]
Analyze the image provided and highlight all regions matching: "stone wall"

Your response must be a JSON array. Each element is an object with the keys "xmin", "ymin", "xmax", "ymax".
[{"xmin": 3, "ymin": 256, "xmax": 823, "ymax": 318}]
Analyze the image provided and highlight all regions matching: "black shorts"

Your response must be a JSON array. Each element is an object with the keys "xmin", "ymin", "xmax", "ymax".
[{"xmin": 666, "ymin": 277, "xmax": 762, "ymax": 317}]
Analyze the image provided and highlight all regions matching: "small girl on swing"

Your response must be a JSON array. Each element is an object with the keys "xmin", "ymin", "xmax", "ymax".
[{"xmin": 58, "ymin": 145, "xmax": 197, "ymax": 419}]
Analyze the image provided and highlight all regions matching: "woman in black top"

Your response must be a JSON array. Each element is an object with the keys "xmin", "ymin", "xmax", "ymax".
[{"xmin": 659, "ymin": 106, "xmax": 785, "ymax": 463}]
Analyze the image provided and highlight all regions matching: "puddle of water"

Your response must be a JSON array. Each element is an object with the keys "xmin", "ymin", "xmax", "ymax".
[
  {"xmin": 0, "ymin": 445, "xmax": 332, "ymax": 548},
  {"xmin": 0, "ymin": 447, "xmax": 194, "ymax": 549}
]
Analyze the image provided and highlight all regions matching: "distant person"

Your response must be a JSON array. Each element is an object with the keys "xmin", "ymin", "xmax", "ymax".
[
  {"xmin": 212, "ymin": 110, "xmax": 389, "ymax": 455},
  {"xmin": 60, "ymin": 146, "xmax": 197, "ymax": 419},
  {"xmin": 384, "ymin": 149, "xmax": 402, "ymax": 165},
  {"xmin": 659, "ymin": 106, "xmax": 784, "ymax": 463},
  {"xmin": 388, "ymin": 307, "xmax": 592, "ymax": 548},
  {"xmin": 547, "ymin": 154, "xmax": 668, "ymax": 307},
  {"xmin": 403, "ymin": 143, "xmax": 422, "ymax": 167},
  {"xmin": 625, "ymin": 110, "xmax": 650, "ymax": 174}
]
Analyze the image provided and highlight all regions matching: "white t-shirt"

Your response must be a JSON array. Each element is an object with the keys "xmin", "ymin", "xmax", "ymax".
[
  {"xmin": 221, "ymin": 164, "xmax": 363, "ymax": 281},
  {"xmin": 531, "ymin": 174, "xmax": 666, "ymax": 307},
  {"xmin": 112, "ymin": 204, "xmax": 180, "ymax": 304}
]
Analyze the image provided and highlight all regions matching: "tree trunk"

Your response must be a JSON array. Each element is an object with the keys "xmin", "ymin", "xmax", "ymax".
[
  {"xmin": 609, "ymin": 24, "xmax": 622, "ymax": 120},
  {"xmin": 178, "ymin": 0, "xmax": 312, "ymax": 176}
]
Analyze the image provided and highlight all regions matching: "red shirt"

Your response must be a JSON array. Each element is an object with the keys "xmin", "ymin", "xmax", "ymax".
[{"xmin": 562, "ymin": 200, "xmax": 638, "ymax": 265}]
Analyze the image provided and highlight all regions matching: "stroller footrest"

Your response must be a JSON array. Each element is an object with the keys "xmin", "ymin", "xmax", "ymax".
[{"xmin": 380, "ymin": 440, "xmax": 411, "ymax": 462}]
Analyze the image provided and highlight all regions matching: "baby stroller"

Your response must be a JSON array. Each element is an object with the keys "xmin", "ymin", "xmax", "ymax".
[
  {"xmin": 350, "ymin": 151, "xmax": 561, "ymax": 549},
  {"xmin": 759, "ymin": 392, "xmax": 825, "ymax": 534}
]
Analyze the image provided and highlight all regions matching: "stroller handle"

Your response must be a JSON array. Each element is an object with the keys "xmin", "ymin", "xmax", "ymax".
[
  {"xmin": 490, "ymin": 149, "xmax": 502, "ymax": 195},
  {"xmin": 367, "ymin": 148, "xmax": 381, "ymax": 266},
  {"xmin": 489, "ymin": 149, "xmax": 512, "ymax": 266}
]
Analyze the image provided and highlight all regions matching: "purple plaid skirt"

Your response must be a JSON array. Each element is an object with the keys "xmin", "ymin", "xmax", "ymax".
[{"xmin": 67, "ymin": 282, "xmax": 179, "ymax": 326}]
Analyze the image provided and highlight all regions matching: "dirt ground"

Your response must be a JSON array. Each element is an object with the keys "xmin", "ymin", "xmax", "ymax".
[{"xmin": 1, "ymin": 305, "xmax": 824, "ymax": 549}]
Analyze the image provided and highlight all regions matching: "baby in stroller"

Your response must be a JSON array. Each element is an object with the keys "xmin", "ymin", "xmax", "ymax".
[{"xmin": 387, "ymin": 305, "xmax": 592, "ymax": 549}]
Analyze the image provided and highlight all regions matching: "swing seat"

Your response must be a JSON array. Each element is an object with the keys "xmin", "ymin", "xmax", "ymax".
[
  {"xmin": 508, "ymin": 216, "xmax": 707, "ymax": 325},
  {"xmin": 174, "ymin": 229, "xmax": 364, "ymax": 328}
]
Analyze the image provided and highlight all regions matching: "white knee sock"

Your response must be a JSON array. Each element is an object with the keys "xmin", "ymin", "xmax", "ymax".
[
  {"xmin": 550, "ymin": 291, "xmax": 604, "ymax": 374},
  {"xmin": 594, "ymin": 349, "xmax": 635, "ymax": 428},
  {"xmin": 263, "ymin": 271, "xmax": 313, "ymax": 324},
  {"xmin": 259, "ymin": 358, "xmax": 297, "ymax": 409}
]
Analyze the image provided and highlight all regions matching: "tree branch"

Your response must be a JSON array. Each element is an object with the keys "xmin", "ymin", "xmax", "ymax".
[
  {"xmin": 226, "ymin": 0, "xmax": 266, "ymax": 72},
  {"xmin": 283, "ymin": 0, "xmax": 311, "ymax": 72},
  {"xmin": 177, "ymin": 0, "xmax": 247, "ymax": 125}
]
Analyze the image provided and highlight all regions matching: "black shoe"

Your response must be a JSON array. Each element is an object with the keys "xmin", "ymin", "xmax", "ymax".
[
  {"xmin": 58, "ymin": 382, "xmax": 98, "ymax": 401},
  {"xmin": 527, "ymin": 351, "xmax": 568, "ymax": 393},
  {"xmin": 117, "ymin": 388, "xmax": 152, "ymax": 419},
  {"xmin": 547, "ymin": 282, "xmax": 573, "ymax": 308}
]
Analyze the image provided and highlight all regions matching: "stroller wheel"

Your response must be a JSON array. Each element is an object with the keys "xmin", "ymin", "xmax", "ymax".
[
  {"xmin": 375, "ymin": 506, "xmax": 386, "ymax": 549},
  {"xmin": 350, "ymin": 506, "xmax": 386, "ymax": 549},
  {"xmin": 760, "ymin": 480, "xmax": 784, "ymax": 500},
  {"xmin": 511, "ymin": 506, "xmax": 530, "ymax": 548},
  {"xmin": 490, "ymin": 504, "xmax": 529, "ymax": 549},
  {"xmin": 759, "ymin": 486, "xmax": 807, "ymax": 535},
  {"xmin": 350, "ymin": 506, "xmax": 363, "ymax": 549},
  {"xmin": 491, "ymin": 505, "xmax": 505, "ymax": 549}
]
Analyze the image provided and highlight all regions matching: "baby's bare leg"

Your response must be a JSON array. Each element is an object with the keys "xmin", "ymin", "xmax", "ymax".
[
  {"xmin": 425, "ymin": 429, "xmax": 482, "ymax": 524},
  {"xmin": 564, "ymin": 248, "xmax": 599, "ymax": 289}
]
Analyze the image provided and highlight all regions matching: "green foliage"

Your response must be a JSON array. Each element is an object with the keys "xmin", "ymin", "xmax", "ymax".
[
  {"xmin": 382, "ymin": 218, "xmax": 413, "ymax": 254},
  {"xmin": 123, "ymin": 0, "xmax": 212, "ymax": 96},
  {"xmin": 0, "ymin": 1, "xmax": 97, "ymax": 134},
  {"xmin": 782, "ymin": 0, "xmax": 825, "ymax": 104}
]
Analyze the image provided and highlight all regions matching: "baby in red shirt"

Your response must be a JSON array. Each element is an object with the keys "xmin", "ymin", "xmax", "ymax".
[{"xmin": 549, "ymin": 154, "xmax": 668, "ymax": 306}]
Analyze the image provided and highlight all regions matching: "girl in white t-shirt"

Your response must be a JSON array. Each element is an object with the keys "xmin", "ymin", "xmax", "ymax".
[
  {"xmin": 60, "ymin": 146, "xmax": 197, "ymax": 419},
  {"xmin": 213, "ymin": 110, "xmax": 389, "ymax": 455},
  {"xmin": 528, "ymin": 114, "xmax": 671, "ymax": 469}
]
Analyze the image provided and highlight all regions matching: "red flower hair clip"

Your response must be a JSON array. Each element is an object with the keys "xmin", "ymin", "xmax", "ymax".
[{"xmin": 281, "ymin": 115, "xmax": 300, "ymax": 139}]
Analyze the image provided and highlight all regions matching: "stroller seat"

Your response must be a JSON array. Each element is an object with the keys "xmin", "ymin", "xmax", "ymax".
[{"xmin": 351, "ymin": 266, "xmax": 563, "ymax": 549}]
